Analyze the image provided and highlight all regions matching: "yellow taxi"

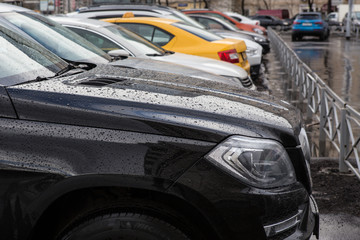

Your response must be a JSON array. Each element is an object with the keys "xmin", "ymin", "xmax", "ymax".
[{"xmin": 102, "ymin": 17, "xmax": 250, "ymax": 73}]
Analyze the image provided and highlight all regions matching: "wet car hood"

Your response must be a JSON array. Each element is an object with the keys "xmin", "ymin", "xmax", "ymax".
[
  {"xmin": 111, "ymin": 57, "xmax": 244, "ymax": 88},
  {"xmin": 7, "ymin": 64, "xmax": 301, "ymax": 146}
]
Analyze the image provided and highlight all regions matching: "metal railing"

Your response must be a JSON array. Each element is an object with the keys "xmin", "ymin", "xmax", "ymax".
[{"xmin": 268, "ymin": 28, "xmax": 360, "ymax": 180}]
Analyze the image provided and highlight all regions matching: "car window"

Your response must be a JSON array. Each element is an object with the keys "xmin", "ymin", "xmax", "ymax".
[
  {"xmin": 169, "ymin": 9, "xmax": 206, "ymax": 29},
  {"xmin": 0, "ymin": 11, "xmax": 111, "ymax": 64},
  {"xmin": 118, "ymin": 23, "xmax": 174, "ymax": 46},
  {"xmin": 195, "ymin": 17, "xmax": 226, "ymax": 30},
  {"xmin": 298, "ymin": 14, "xmax": 320, "ymax": 20},
  {"xmin": 68, "ymin": 27, "xmax": 121, "ymax": 53},
  {"xmin": 105, "ymin": 25, "xmax": 165, "ymax": 55},
  {"xmin": 0, "ymin": 25, "xmax": 67, "ymax": 86},
  {"xmin": 231, "ymin": 16, "xmax": 242, "ymax": 22},
  {"xmin": 172, "ymin": 22, "xmax": 222, "ymax": 41}
]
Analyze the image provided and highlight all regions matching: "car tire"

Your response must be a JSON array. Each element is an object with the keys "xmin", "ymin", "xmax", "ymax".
[
  {"xmin": 291, "ymin": 35, "xmax": 296, "ymax": 41},
  {"xmin": 58, "ymin": 212, "xmax": 191, "ymax": 240}
]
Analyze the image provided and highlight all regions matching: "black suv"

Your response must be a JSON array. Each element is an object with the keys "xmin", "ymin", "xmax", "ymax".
[{"xmin": 0, "ymin": 18, "xmax": 318, "ymax": 240}]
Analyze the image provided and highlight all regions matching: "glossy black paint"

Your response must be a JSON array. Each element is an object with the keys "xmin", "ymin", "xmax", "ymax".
[{"xmin": 0, "ymin": 62, "xmax": 317, "ymax": 239}]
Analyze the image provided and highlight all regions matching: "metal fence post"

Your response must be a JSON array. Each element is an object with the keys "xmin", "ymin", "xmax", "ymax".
[
  {"xmin": 306, "ymin": 74, "xmax": 313, "ymax": 124},
  {"xmin": 319, "ymin": 87, "xmax": 327, "ymax": 156},
  {"xmin": 339, "ymin": 108, "xmax": 349, "ymax": 172}
]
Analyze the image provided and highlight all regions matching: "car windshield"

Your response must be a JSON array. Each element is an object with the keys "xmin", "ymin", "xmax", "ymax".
[
  {"xmin": 172, "ymin": 22, "xmax": 222, "ymax": 41},
  {"xmin": 213, "ymin": 17, "xmax": 239, "ymax": 31},
  {"xmin": 0, "ymin": 11, "xmax": 112, "ymax": 64},
  {"xmin": 169, "ymin": 9, "xmax": 206, "ymax": 29},
  {"xmin": 105, "ymin": 24, "xmax": 165, "ymax": 55},
  {"xmin": 297, "ymin": 14, "xmax": 320, "ymax": 20},
  {"xmin": 0, "ymin": 25, "xmax": 67, "ymax": 86}
]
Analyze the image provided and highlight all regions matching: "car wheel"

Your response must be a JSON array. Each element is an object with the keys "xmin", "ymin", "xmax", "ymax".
[
  {"xmin": 291, "ymin": 35, "xmax": 296, "ymax": 41},
  {"xmin": 58, "ymin": 212, "xmax": 191, "ymax": 240}
]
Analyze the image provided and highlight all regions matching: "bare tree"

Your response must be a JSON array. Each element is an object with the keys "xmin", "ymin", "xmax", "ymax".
[
  {"xmin": 241, "ymin": 0, "xmax": 245, "ymax": 14},
  {"xmin": 262, "ymin": 0, "xmax": 269, "ymax": 10},
  {"xmin": 204, "ymin": 0, "xmax": 209, "ymax": 8},
  {"xmin": 327, "ymin": 0, "xmax": 332, "ymax": 14},
  {"xmin": 308, "ymin": 0, "xmax": 314, "ymax": 12}
]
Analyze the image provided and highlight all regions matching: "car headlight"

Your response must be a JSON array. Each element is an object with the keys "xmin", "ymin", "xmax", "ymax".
[
  {"xmin": 253, "ymin": 28, "xmax": 264, "ymax": 35},
  {"xmin": 246, "ymin": 47, "xmax": 258, "ymax": 56},
  {"xmin": 254, "ymin": 36, "xmax": 266, "ymax": 43},
  {"xmin": 205, "ymin": 136, "xmax": 296, "ymax": 188}
]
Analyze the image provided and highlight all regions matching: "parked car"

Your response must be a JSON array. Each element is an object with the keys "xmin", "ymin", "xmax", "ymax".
[
  {"xmin": 0, "ymin": 3, "xmax": 254, "ymax": 90},
  {"xmin": 292, "ymin": 12, "xmax": 330, "ymax": 41},
  {"xmin": 0, "ymin": 21, "xmax": 319, "ymax": 240},
  {"xmin": 188, "ymin": 14, "xmax": 263, "ymax": 79},
  {"xmin": 66, "ymin": 4, "xmax": 269, "ymax": 55},
  {"xmin": 250, "ymin": 15, "xmax": 290, "ymax": 30},
  {"xmin": 50, "ymin": 17, "xmax": 255, "ymax": 89},
  {"xmin": 224, "ymin": 11, "xmax": 260, "ymax": 25},
  {"xmin": 187, "ymin": 13, "xmax": 270, "ymax": 54},
  {"xmin": 182, "ymin": 9, "xmax": 267, "ymax": 35},
  {"xmin": 103, "ymin": 17, "xmax": 251, "ymax": 73},
  {"xmin": 256, "ymin": 9, "xmax": 290, "ymax": 19},
  {"xmin": 68, "ymin": 4, "xmax": 206, "ymax": 28}
]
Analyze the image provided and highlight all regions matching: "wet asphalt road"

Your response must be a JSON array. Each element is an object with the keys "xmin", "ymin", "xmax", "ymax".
[
  {"xmin": 278, "ymin": 30, "xmax": 360, "ymax": 111},
  {"xmin": 261, "ymin": 32, "xmax": 360, "ymax": 240}
]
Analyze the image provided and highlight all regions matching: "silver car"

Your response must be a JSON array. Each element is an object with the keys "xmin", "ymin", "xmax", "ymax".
[{"xmin": 51, "ymin": 16, "xmax": 255, "ymax": 90}]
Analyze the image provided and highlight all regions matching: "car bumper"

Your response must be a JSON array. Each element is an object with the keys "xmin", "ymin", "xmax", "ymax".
[
  {"xmin": 235, "ymin": 60, "xmax": 251, "ymax": 75},
  {"xmin": 292, "ymin": 29, "xmax": 326, "ymax": 37},
  {"xmin": 174, "ymin": 159, "xmax": 319, "ymax": 240}
]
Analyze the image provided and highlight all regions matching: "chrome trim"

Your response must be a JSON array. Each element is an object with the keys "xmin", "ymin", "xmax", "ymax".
[{"xmin": 263, "ymin": 210, "xmax": 302, "ymax": 237}]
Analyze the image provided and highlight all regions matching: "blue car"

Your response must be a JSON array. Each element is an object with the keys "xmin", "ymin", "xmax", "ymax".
[{"xmin": 292, "ymin": 12, "xmax": 329, "ymax": 41}]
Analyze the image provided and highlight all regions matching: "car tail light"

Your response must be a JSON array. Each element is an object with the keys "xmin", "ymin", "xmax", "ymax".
[
  {"xmin": 315, "ymin": 21, "xmax": 323, "ymax": 25},
  {"xmin": 218, "ymin": 49, "xmax": 239, "ymax": 64},
  {"xmin": 293, "ymin": 21, "xmax": 300, "ymax": 25}
]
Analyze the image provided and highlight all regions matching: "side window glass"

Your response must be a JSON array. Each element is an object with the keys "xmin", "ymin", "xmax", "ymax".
[
  {"xmin": 68, "ymin": 27, "xmax": 122, "ymax": 53},
  {"xmin": 152, "ymin": 28, "xmax": 172, "ymax": 46},
  {"xmin": 119, "ymin": 23, "xmax": 173, "ymax": 47},
  {"xmin": 119, "ymin": 23, "xmax": 155, "ymax": 42}
]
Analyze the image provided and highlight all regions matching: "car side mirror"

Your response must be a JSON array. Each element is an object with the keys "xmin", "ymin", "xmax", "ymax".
[{"xmin": 108, "ymin": 49, "xmax": 130, "ymax": 60}]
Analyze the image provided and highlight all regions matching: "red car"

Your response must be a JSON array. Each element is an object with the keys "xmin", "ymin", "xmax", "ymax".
[{"xmin": 183, "ymin": 9, "xmax": 267, "ymax": 35}]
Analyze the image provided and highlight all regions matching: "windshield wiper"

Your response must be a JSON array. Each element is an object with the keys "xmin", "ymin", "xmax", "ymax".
[
  {"xmin": 145, "ymin": 53, "xmax": 165, "ymax": 57},
  {"xmin": 55, "ymin": 64, "xmax": 76, "ymax": 76},
  {"xmin": 61, "ymin": 58, "xmax": 97, "ymax": 70}
]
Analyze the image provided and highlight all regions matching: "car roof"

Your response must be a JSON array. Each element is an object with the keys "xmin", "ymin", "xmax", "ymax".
[
  {"xmin": 298, "ymin": 12, "xmax": 321, "ymax": 15},
  {"xmin": 108, "ymin": 17, "xmax": 178, "ymax": 24},
  {"xmin": 51, "ymin": 16, "xmax": 113, "ymax": 28},
  {"xmin": 0, "ymin": 2, "xmax": 30, "ymax": 12},
  {"xmin": 77, "ymin": 4, "xmax": 173, "ymax": 13}
]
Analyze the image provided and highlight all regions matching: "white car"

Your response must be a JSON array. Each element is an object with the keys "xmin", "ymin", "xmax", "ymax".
[
  {"xmin": 188, "ymin": 14, "xmax": 263, "ymax": 79},
  {"xmin": 51, "ymin": 17, "xmax": 256, "ymax": 90},
  {"xmin": 225, "ymin": 12, "xmax": 260, "ymax": 26}
]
